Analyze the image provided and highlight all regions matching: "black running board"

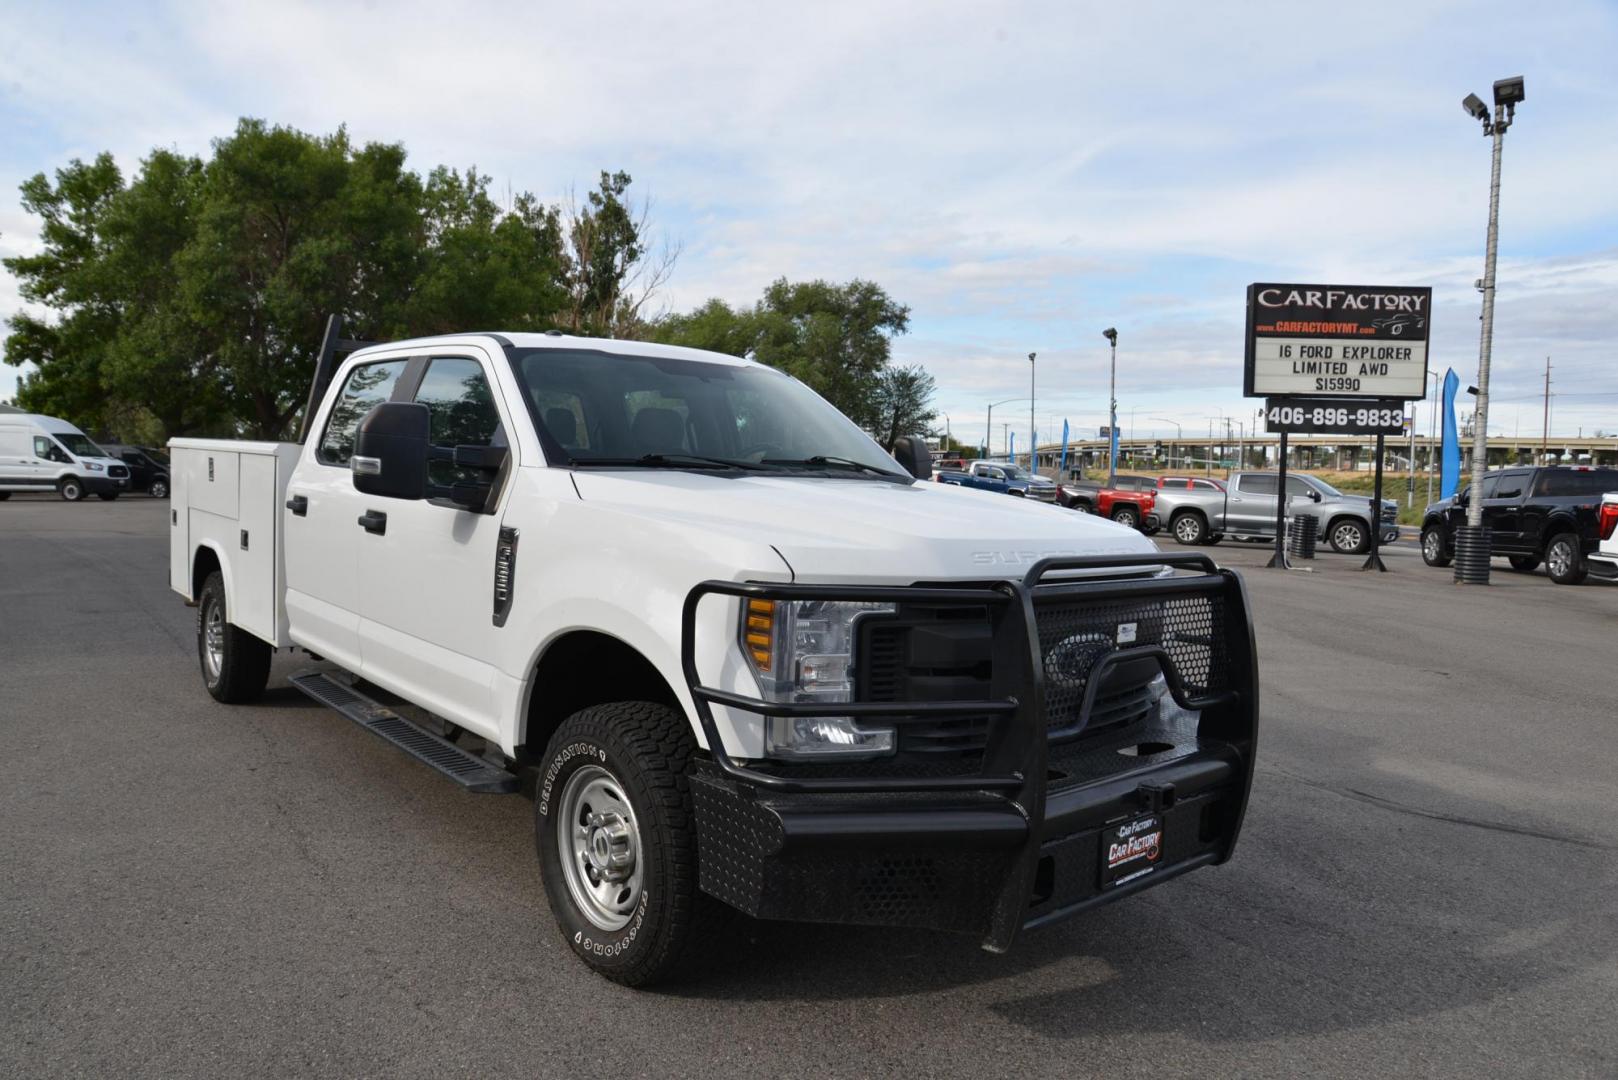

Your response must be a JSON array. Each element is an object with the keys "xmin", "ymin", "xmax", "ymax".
[{"xmin": 289, "ymin": 670, "xmax": 518, "ymax": 794}]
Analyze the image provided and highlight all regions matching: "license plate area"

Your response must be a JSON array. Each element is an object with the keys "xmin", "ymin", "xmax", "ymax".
[{"xmin": 1100, "ymin": 813, "xmax": 1165, "ymax": 887}]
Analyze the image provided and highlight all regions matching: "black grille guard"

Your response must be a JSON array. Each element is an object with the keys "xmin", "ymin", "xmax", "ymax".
[{"xmin": 680, "ymin": 551, "xmax": 1260, "ymax": 951}]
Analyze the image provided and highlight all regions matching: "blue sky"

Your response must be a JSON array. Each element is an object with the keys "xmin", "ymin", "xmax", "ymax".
[{"xmin": 2, "ymin": 0, "xmax": 1616, "ymax": 445}]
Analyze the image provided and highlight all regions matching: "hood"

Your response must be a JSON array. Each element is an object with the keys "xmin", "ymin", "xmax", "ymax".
[{"xmin": 569, "ymin": 470, "xmax": 1158, "ymax": 583}]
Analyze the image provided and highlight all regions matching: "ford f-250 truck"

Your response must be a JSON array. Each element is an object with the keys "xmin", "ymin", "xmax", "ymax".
[
  {"xmin": 1152, "ymin": 471, "xmax": 1398, "ymax": 552},
  {"xmin": 169, "ymin": 325, "xmax": 1258, "ymax": 986}
]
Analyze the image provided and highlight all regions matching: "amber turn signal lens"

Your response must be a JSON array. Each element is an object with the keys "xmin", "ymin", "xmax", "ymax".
[{"xmin": 744, "ymin": 599, "xmax": 775, "ymax": 669}]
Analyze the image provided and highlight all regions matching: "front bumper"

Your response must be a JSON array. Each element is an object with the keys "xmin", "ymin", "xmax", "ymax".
[
  {"xmin": 681, "ymin": 553, "xmax": 1259, "ymax": 951},
  {"xmin": 84, "ymin": 475, "xmax": 130, "ymax": 495}
]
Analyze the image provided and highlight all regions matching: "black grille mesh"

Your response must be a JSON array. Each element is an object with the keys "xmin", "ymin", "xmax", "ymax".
[{"xmin": 1036, "ymin": 591, "xmax": 1227, "ymax": 732}]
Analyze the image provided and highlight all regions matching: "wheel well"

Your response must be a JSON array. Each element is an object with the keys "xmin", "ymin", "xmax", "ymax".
[
  {"xmin": 1326, "ymin": 514, "xmax": 1364, "ymax": 535},
  {"xmin": 191, "ymin": 546, "xmax": 220, "ymax": 601},
  {"xmin": 1541, "ymin": 521, "xmax": 1579, "ymax": 553},
  {"xmin": 521, "ymin": 631, "xmax": 680, "ymax": 761}
]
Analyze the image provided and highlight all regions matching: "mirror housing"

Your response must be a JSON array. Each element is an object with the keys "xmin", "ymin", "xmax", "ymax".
[
  {"xmin": 890, "ymin": 435, "xmax": 933, "ymax": 480},
  {"xmin": 353, "ymin": 402, "xmax": 430, "ymax": 500},
  {"xmin": 1309, "ymin": 489, "xmax": 1322, "ymax": 502}
]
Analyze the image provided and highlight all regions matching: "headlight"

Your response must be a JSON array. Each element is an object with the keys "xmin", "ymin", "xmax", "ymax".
[
  {"xmin": 85, "ymin": 462, "xmax": 104, "ymax": 471},
  {"xmin": 740, "ymin": 599, "xmax": 896, "ymax": 759}
]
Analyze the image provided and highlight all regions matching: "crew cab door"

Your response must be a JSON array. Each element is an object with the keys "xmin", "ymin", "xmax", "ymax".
[
  {"xmin": 1228, "ymin": 473, "xmax": 1279, "ymax": 534},
  {"xmin": 284, "ymin": 357, "xmax": 412, "ymax": 671},
  {"xmin": 1483, "ymin": 469, "xmax": 1530, "ymax": 552},
  {"xmin": 355, "ymin": 352, "xmax": 512, "ymax": 739}
]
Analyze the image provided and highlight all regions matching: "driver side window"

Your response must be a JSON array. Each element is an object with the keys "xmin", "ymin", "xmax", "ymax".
[{"xmin": 34, "ymin": 437, "xmax": 69, "ymax": 464}]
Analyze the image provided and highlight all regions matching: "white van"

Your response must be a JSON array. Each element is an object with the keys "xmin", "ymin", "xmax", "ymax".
[{"xmin": 0, "ymin": 413, "xmax": 132, "ymax": 501}]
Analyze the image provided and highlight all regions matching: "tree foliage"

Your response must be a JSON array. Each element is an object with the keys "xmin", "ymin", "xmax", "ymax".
[
  {"xmin": 653, "ymin": 277, "xmax": 915, "ymax": 429},
  {"xmin": 870, "ymin": 364, "xmax": 939, "ymax": 450},
  {"xmin": 3, "ymin": 120, "xmax": 663, "ymax": 440}
]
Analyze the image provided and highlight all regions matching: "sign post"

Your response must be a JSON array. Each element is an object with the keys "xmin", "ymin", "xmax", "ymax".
[{"xmin": 1246, "ymin": 283, "xmax": 1431, "ymax": 571}]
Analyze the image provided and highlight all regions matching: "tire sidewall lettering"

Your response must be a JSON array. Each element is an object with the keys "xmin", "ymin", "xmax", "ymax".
[{"xmin": 538, "ymin": 741, "xmax": 609, "ymax": 818}]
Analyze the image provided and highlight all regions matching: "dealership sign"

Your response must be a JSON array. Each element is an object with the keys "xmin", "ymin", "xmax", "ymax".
[{"xmin": 1244, "ymin": 283, "xmax": 1432, "ymax": 400}]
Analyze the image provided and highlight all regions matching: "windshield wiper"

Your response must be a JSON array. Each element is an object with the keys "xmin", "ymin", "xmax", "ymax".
[
  {"xmin": 761, "ymin": 455, "xmax": 905, "ymax": 478},
  {"xmin": 574, "ymin": 453, "xmax": 771, "ymax": 472}
]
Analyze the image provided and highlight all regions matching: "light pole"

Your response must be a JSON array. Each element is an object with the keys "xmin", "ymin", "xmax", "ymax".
[
  {"xmin": 985, "ymin": 397, "xmax": 1029, "ymax": 461},
  {"xmin": 1152, "ymin": 418, "xmax": 1182, "ymax": 470},
  {"xmin": 1102, "ymin": 329, "xmax": 1118, "ymax": 485},
  {"xmin": 1457, "ymin": 75, "xmax": 1524, "ymax": 583},
  {"xmin": 1028, "ymin": 353, "xmax": 1037, "ymax": 472}
]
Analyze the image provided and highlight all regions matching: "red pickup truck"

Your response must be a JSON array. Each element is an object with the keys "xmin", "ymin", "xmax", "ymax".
[{"xmin": 1055, "ymin": 475, "xmax": 1158, "ymax": 531}]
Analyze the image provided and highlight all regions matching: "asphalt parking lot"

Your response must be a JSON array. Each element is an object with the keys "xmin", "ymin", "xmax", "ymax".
[{"xmin": 3, "ymin": 495, "xmax": 1616, "ymax": 1079}]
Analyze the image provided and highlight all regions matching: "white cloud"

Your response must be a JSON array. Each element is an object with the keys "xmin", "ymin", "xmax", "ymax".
[{"xmin": 1, "ymin": 0, "xmax": 1614, "ymax": 430}]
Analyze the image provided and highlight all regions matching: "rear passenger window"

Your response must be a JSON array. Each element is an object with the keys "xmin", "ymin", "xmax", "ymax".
[
  {"xmin": 318, "ymin": 360, "xmax": 409, "ymax": 466},
  {"xmin": 1238, "ymin": 474, "xmax": 1277, "ymax": 495},
  {"xmin": 414, "ymin": 357, "xmax": 503, "ymax": 488}
]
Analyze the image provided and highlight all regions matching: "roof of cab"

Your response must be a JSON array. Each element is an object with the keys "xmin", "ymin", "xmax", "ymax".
[{"xmin": 348, "ymin": 331, "xmax": 756, "ymax": 369}]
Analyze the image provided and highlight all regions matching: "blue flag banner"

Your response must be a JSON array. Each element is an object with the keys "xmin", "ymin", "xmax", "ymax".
[
  {"xmin": 1008, "ymin": 431, "xmax": 1015, "ymax": 463},
  {"xmin": 1058, "ymin": 419, "xmax": 1070, "ymax": 475},
  {"xmin": 1109, "ymin": 411, "xmax": 1120, "ymax": 470},
  {"xmin": 1441, "ymin": 368, "xmax": 1461, "ymax": 498}
]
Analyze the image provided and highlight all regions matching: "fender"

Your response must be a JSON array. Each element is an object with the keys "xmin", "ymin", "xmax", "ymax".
[{"xmin": 189, "ymin": 539, "xmax": 235, "ymax": 608}]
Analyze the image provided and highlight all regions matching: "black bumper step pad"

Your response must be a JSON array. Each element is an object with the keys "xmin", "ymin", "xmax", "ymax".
[{"xmin": 288, "ymin": 670, "xmax": 518, "ymax": 794}]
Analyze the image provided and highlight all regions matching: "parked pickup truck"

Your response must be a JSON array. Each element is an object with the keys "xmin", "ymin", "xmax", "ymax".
[
  {"xmin": 1588, "ymin": 492, "xmax": 1618, "ymax": 581},
  {"xmin": 169, "ymin": 324, "xmax": 1258, "ymax": 986},
  {"xmin": 1152, "ymin": 471, "xmax": 1398, "ymax": 553},
  {"xmin": 1057, "ymin": 475, "xmax": 1157, "ymax": 530},
  {"xmin": 1420, "ymin": 466, "xmax": 1618, "ymax": 585},
  {"xmin": 935, "ymin": 459, "xmax": 1058, "ymax": 501}
]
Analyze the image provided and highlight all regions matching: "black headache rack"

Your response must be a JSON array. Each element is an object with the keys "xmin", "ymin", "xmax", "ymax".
[{"xmin": 680, "ymin": 552, "xmax": 1259, "ymax": 953}]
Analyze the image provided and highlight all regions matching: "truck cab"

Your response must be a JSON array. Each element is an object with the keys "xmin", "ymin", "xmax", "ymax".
[{"xmin": 170, "ymin": 329, "xmax": 1258, "ymax": 986}]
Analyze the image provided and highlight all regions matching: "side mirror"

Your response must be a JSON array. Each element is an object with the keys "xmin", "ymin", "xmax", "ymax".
[
  {"xmin": 1454, "ymin": 489, "xmax": 1469, "ymax": 507},
  {"xmin": 1309, "ymin": 489, "xmax": 1322, "ymax": 502},
  {"xmin": 353, "ymin": 402, "xmax": 430, "ymax": 500},
  {"xmin": 890, "ymin": 435, "xmax": 932, "ymax": 480}
]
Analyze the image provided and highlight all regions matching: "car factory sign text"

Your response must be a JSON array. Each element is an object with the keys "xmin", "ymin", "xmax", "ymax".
[{"xmin": 1244, "ymin": 283, "xmax": 1432, "ymax": 400}]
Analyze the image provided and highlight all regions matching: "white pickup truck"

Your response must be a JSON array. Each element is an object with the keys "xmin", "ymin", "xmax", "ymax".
[
  {"xmin": 1589, "ymin": 492, "xmax": 1618, "ymax": 581},
  {"xmin": 169, "ymin": 324, "xmax": 1258, "ymax": 985}
]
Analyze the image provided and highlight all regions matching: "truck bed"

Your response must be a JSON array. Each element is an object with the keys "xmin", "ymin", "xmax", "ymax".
[{"xmin": 168, "ymin": 438, "xmax": 301, "ymax": 646}]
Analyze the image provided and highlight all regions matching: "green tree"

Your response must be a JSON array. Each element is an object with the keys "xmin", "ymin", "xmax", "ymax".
[
  {"xmin": 3, "ymin": 153, "xmax": 127, "ymax": 430},
  {"xmin": 655, "ymin": 277, "xmax": 910, "ymax": 426},
  {"xmin": 558, "ymin": 170, "xmax": 675, "ymax": 337},
  {"xmin": 870, "ymin": 364, "xmax": 938, "ymax": 450},
  {"xmin": 4, "ymin": 119, "xmax": 614, "ymax": 442}
]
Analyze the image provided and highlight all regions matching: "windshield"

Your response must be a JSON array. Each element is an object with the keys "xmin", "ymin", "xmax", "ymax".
[
  {"xmin": 142, "ymin": 448, "xmax": 169, "ymax": 466},
  {"xmin": 55, "ymin": 433, "xmax": 108, "ymax": 459},
  {"xmin": 509, "ymin": 349, "xmax": 907, "ymax": 479}
]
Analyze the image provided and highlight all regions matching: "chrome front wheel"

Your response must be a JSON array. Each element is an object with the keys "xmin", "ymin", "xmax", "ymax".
[{"xmin": 556, "ymin": 765, "xmax": 645, "ymax": 932}]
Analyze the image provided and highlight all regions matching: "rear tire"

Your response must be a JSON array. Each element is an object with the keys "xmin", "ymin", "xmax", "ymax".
[
  {"xmin": 59, "ymin": 477, "xmax": 85, "ymax": 502},
  {"xmin": 1111, "ymin": 504, "xmax": 1139, "ymax": 529},
  {"xmin": 536, "ymin": 701, "xmax": 727, "ymax": 987},
  {"xmin": 150, "ymin": 477, "xmax": 169, "ymax": 499},
  {"xmin": 1204, "ymin": 534, "xmax": 1222, "ymax": 546},
  {"xmin": 1170, "ymin": 511, "xmax": 1207, "ymax": 545},
  {"xmin": 1544, "ymin": 533, "xmax": 1587, "ymax": 586},
  {"xmin": 1507, "ymin": 555, "xmax": 1540, "ymax": 572},
  {"xmin": 1071, "ymin": 501, "xmax": 1092, "ymax": 514},
  {"xmin": 0, "ymin": 492, "xmax": 10, "ymax": 501},
  {"xmin": 197, "ymin": 570, "xmax": 272, "ymax": 703},
  {"xmin": 96, "ymin": 492, "xmax": 119, "ymax": 501},
  {"xmin": 1421, "ymin": 527, "xmax": 1452, "ymax": 567}
]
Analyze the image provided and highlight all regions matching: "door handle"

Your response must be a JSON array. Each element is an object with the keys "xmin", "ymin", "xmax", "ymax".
[
  {"xmin": 357, "ymin": 510, "xmax": 388, "ymax": 535},
  {"xmin": 286, "ymin": 494, "xmax": 308, "ymax": 516}
]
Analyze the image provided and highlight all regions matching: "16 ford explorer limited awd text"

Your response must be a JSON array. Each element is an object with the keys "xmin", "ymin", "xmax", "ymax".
[{"xmin": 169, "ymin": 326, "xmax": 1258, "ymax": 986}]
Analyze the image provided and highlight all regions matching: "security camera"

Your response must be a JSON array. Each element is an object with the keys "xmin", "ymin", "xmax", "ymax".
[{"xmin": 1462, "ymin": 93, "xmax": 1489, "ymax": 121}]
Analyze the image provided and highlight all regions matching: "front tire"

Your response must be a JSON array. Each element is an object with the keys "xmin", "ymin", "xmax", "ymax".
[
  {"xmin": 1071, "ymin": 500, "xmax": 1092, "ymax": 514},
  {"xmin": 1111, "ymin": 505, "xmax": 1140, "ymax": 530},
  {"xmin": 59, "ymin": 477, "xmax": 85, "ymax": 502},
  {"xmin": 536, "ymin": 701, "xmax": 725, "ymax": 987},
  {"xmin": 1170, "ymin": 511, "xmax": 1207, "ymax": 545},
  {"xmin": 197, "ymin": 570, "xmax": 272, "ymax": 703},
  {"xmin": 1328, "ymin": 517, "xmax": 1369, "ymax": 555},
  {"xmin": 1421, "ymin": 527, "xmax": 1452, "ymax": 567},
  {"xmin": 1545, "ymin": 533, "xmax": 1587, "ymax": 586}
]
